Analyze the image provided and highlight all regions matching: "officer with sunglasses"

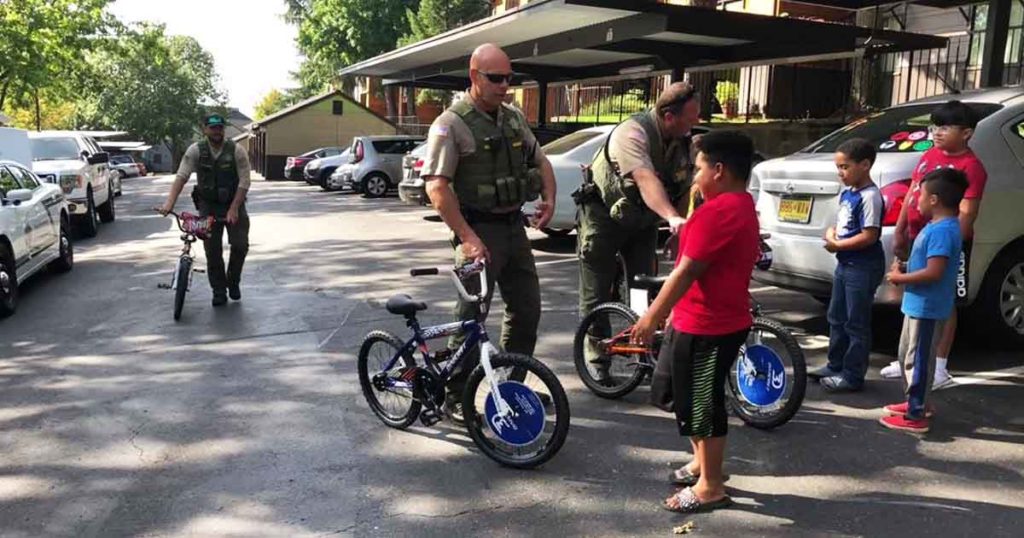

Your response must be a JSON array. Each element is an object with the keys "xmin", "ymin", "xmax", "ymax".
[
  {"xmin": 421, "ymin": 43, "xmax": 557, "ymax": 418},
  {"xmin": 574, "ymin": 82, "xmax": 700, "ymax": 385}
]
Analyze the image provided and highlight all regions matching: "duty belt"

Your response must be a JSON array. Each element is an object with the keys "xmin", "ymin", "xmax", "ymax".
[{"xmin": 461, "ymin": 207, "xmax": 525, "ymax": 226}]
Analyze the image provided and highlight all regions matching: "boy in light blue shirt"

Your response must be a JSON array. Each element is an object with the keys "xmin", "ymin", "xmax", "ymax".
[{"xmin": 881, "ymin": 168, "xmax": 967, "ymax": 433}]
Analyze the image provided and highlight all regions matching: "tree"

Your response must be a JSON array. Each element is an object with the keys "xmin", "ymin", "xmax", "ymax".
[
  {"xmin": 82, "ymin": 24, "xmax": 225, "ymax": 166},
  {"xmin": 254, "ymin": 89, "xmax": 292, "ymax": 120},
  {"xmin": 0, "ymin": 0, "xmax": 114, "ymax": 111},
  {"xmin": 287, "ymin": 0, "xmax": 417, "ymax": 100}
]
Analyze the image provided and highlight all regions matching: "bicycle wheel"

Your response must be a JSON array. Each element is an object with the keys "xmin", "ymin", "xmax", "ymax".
[
  {"xmin": 173, "ymin": 257, "xmax": 191, "ymax": 321},
  {"xmin": 573, "ymin": 302, "xmax": 650, "ymax": 399},
  {"xmin": 357, "ymin": 330, "xmax": 421, "ymax": 429},
  {"xmin": 462, "ymin": 353, "xmax": 570, "ymax": 469},
  {"xmin": 726, "ymin": 317, "xmax": 806, "ymax": 430}
]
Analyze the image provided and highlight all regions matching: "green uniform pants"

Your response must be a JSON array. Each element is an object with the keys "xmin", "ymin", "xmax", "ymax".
[
  {"xmin": 447, "ymin": 220, "xmax": 541, "ymax": 394},
  {"xmin": 194, "ymin": 192, "xmax": 249, "ymax": 293},
  {"xmin": 577, "ymin": 200, "xmax": 658, "ymax": 369}
]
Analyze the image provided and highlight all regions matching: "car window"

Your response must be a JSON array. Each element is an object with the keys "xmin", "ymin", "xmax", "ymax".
[
  {"xmin": 31, "ymin": 137, "xmax": 82, "ymax": 161},
  {"xmin": 542, "ymin": 130, "xmax": 604, "ymax": 156},
  {"xmin": 806, "ymin": 103, "xmax": 1003, "ymax": 154},
  {"xmin": 85, "ymin": 137, "xmax": 102, "ymax": 155},
  {"xmin": 324, "ymin": 148, "xmax": 341, "ymax": 157},
  {"xmin": 301, "ymin": 149, "xmax": 321, "ymax": 158},
  {"xmin": 8, "ymin": 165, "xmax": 39, "ymax": 189},
  {"xmin": 110, "ymin": 155, "xmax": 132, "ymax": 164},
  {"xmin": 1015, "ymin": 119, "xmax": 1024, "ymax": 140},
  {"xmin": 0, "ymin": 166, "xmax": 19, "ymax": 196},
  {"xmin": 372, "ymin": 140, "xmax": 398, "ymax": 153}
]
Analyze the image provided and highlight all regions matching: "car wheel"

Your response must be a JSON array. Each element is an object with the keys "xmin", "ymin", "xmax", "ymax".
[
  {"xmin": 98, "ymin": 186, "xmax": 116, "ymax": 223},
  {"xmin": 361, "ymin": 173, "xmax": 389, "ymax": 198},
  {"xmin": 971, "ymin": 244, "xmax": 1024, "ymax": 346},
  {"xmin": 0, "ymin": 243, "xmax": 17, "ymax": 318},
  {"xmin": 48, "ymin": 217, "xmax": 74, "ymax": 273},
  {"xmin": 118, "ymin": 169, "xmax": 127, "ymax": 179},
  {"xmin": 78, "ymin": 190, "xmax": 99, "ymax": 238}
]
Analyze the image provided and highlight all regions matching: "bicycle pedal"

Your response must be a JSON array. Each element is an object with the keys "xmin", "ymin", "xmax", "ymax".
[{"xmin": 419, "ymin": 408, "xmax": 442, "ymax": 427}]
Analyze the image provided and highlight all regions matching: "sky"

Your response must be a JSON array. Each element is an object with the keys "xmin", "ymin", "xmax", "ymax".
[{"xmin": 109, "ymin": 0, "xmax": 303, "ymax": 118}]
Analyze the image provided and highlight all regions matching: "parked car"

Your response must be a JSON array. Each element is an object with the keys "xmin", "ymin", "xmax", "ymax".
[
  {"xmin": 305, "ymin": 148, "xmax": 352, "ymax": 189},
  {"xmin": 107, "ymin": 167, "xmax": 122, "ymax": 197},
  {"xmin": 752, "ymin": 87, "xmax": 1024, "ymax": 344},
  {"xmin": 522, "ymin": 124, "xmax": 764, "ymax": 236},
  {"xmin": 29, "ymin": 131, "xmax": 115, "ymax": 238},
  {"xmin": 109, "ymin": 153, "xmax": 142, "ymax": 179},
  {"xmin": 0, "ymin": 160, "xmax": 74, "ymax": 317},
  {"xmin": 284, "ymin": 147, "xmax": 344, "ymax": 181},
  {"xmin": 329, "ymin": 136, "xmax": 425, "ymax": 197},
  {"xmin": 397, "ymin": 143, "xmax": 431, "ymax": 205}
]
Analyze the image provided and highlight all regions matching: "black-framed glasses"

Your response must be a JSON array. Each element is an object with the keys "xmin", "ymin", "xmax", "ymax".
[{"xmin": 480, "ymin": 71, "xmax": 513, "ymax": 84}]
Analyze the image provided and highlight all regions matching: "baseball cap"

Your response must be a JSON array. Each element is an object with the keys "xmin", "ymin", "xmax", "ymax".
[{"xmin": 204, "ymin": 114, "xmax": 227, "ymax": 127}]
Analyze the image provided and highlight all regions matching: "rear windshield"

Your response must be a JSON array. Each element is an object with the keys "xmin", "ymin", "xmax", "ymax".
[
  {"xmin": 110, "ymin": 155, "xmax": 134, "ymax": 164},
  {"xmin": 805, "ymin": 103, "xmax": 1003, "ymax": 154},
  {"xmin": 543, "ymin": 130, "xmax": 604, "ymax": 156},
  {"xmin": 31, "ymin": 137, "xmax": 81, "ymax": 161}
]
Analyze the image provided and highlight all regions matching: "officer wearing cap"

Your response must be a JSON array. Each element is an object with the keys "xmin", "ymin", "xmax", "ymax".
[
  {"xmin": 421, "ymin": 43, "xmax": 557, "ymax": 414},
  {"xmin": 574, "ymin": 82, "xmax": 700, "ymax": 383},
  {"xmin": 159, "ymin": 113, "xmax": 252, "ymax": 307}
]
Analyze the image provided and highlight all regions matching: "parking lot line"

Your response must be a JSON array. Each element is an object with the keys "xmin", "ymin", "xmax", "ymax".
[{"xmin": 947, "ymin": 365, "xmax": 1024, "ymax": 388}]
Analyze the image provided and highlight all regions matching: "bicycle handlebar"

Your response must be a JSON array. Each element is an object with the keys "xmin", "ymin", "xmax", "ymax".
[{"xmin": 410, "ymin": 261, "xmax": 488, "ymax": 303}]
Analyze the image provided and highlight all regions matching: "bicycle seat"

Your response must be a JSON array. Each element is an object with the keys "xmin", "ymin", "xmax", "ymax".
[
  {"xmin": 632, "ymin": 274, "xmax": 667, "ymax": 291},
  {"xmin": 386, "ymin": 294, "xmax": 427, "ymax": 316}
]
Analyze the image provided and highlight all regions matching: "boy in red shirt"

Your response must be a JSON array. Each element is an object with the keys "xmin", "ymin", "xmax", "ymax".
[
  {"xmin": 633, "ymin": 131, "xmax": 759, "ymax": 514},
  {"xmin": 887, "ymin": 101, "xmax": 987, "ymax": 389}
]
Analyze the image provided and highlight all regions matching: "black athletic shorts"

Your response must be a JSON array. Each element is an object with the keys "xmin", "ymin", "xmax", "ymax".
[{"xmin": 650, "ymin": 326, "xmax": 749, "ymax": 438}]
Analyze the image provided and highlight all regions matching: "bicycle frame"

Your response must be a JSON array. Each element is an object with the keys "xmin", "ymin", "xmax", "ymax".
[{"xmin": 378, "ymin": 264, "xmax": 515, "ymax": 420}]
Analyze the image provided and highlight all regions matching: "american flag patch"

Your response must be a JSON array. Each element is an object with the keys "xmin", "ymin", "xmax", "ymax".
[{"xmin": 430, "ymin": 125, "xmax": 449, "ymax": 137}]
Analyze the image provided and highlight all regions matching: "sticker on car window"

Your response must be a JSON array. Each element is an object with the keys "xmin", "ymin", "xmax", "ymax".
[
  {"xmin": 908, "ymin": 131, "xmax": 927, "ymax": 141},
  {"xmin": 899, "ymin": 141, "xmax": 914, "ymax": 151},
  {"xmin": 912, "ymin": 140, "xmax": 934, "ymax": 151},
  {"xmin": 879, "ymin": 140, "xmax": 897, "ymax": 150},
  {"xmin": 890, "ymin": 131, "xmax": 910, "ymax": 142}
]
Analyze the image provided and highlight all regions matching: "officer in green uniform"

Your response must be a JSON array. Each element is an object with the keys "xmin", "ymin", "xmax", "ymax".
[
  {"xmin": 574, "ymin": 82, "xmax": 700, "ymax": 382},
  {"xmin": 421, "ymin": 44, "xmax": 557, "ymax": 414},
  {"xmin": 160, "ymin": 113, "xmax": 252, "ymax": 307}
]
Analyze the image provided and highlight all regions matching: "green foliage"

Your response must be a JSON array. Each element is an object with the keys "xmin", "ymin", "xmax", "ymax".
[
  {"xmin": 716, "ymin": 81, "xmax": 739, "ymax": 105},
  {"xmin": 578, "ymin": 88, "xmax": 649, "ymax": 119},
  {"xmin": 397, "ymin": 0, "xmax": 489, "ymax": 47},
  {"xmin": 254, "ymin": 89, "xmax": 293, "ymax": 120},
  {"xmin": 0, "ymin": 0, "xmax": 115, "ymax": 110}
]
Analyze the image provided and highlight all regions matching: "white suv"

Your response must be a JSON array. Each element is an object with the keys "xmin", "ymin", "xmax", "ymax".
[
  {"xmin": 0, "ymin": 160, "xmax": 74, "ymax": 317},
  {"xmin": 29, "ymin": 131, "xmax": 116, "ymax": 237}
]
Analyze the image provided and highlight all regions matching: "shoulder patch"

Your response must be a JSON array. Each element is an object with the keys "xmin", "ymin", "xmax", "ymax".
[{"xmin": 430, "ymin": 125, "xmax": 449, "ymax": 137}]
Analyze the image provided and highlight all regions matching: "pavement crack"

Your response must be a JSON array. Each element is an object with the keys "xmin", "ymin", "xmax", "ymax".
[{"xmin": 127, "ymin": 425, "xmax": 146, "ymax": 463}]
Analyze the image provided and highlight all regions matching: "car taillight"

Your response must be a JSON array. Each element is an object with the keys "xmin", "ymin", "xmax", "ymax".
[
  {"xmin": 353, "ymin": 142, "xmax": 364, "ymax": 163},
  {"xmin": 286, "ymin": 157, "xmax": 294, "ymax": 166},
  {"xmin": 413, "ymin": 158, "xmax": 424, "ymax": 171},
  {"xmin": 881, "ymin": 179, "xmax": 911, "ymax": 226}
]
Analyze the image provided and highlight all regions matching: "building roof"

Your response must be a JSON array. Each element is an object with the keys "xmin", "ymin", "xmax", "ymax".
[
  {"xmin": 340, "ymin": 0, "xmax": 947, "ymax": 89},
  {"xmin": 249, "ymin": 89, "xmax": 397, "ymax": 130}
]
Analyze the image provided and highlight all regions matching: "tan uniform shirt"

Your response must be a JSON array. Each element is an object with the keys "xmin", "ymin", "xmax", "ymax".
[
  {"xmin": 175, "ymin": 141, "xmax": 252, "ymax": 190},
  {"xmin": 606, "ymin": 110, "xmax": 690, "ymax": 181},
  {"xmin": 420, "ymin": 95, "xmax": 548, "ymax": 182}
]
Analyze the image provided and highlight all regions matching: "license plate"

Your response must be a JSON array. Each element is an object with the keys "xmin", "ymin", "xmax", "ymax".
[{"xmin": 778, "ymin": 195, "xmax": 813, "ymax": 224}]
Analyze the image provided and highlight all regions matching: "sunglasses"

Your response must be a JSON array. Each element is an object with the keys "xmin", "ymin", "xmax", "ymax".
[{"xmin": 479, "ymin": 71, "xmax": 513, "ymax": 84}]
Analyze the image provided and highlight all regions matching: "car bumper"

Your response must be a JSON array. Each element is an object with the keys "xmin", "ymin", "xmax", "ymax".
[
  {"xmin": 398, "ymin": 183, "xmax": 429, "ymax": 205},
  {"xmin": 66, "ymin": 197, "xmax": 89, "ymax": 216},
  {"xmin": 284, "ymin": 166, "xmax": 304, "ymax": 181}
]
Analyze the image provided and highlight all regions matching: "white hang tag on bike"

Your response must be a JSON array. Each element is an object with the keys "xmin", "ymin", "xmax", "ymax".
[{"xmin": 630, "ymin": 289, "xmax": 649, "ymax": 316}]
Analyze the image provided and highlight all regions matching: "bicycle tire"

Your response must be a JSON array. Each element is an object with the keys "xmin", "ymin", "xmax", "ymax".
[
  {"xmin": 357, "ymin": 330, "xmax": 421, "ymax": 429},
  {"xmin": 726, "ymin": 317, "xmax": 806, "ymax": 430},
  {"xmin": 173, "ymin": 257, "xmax": 191, "ymax": 321},
  {"xmin": 462, "ymin": 353, "xmax": 570, "ymax": 469},
  {"xmin": 573, "ymin": 302, "xmax": 649, "ymax": 399}
]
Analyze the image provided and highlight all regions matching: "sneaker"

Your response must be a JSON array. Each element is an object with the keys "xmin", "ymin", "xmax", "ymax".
[
  {"xmin": 880, "ymin": 361, "xmax": 902, "ymax": 379},
  {"xmin": 808, "ymin": 364, "xmax": 841, "ymax": 379},
  {"xmin": 212, "ymin": 292, "xmax": 228, "ymax": 307},
  {"xmin": 879, "ymin": 414, "xmax": 930, "ymax": 433},
  {"xmin": 228, "ymin": 284, "xmax": 241, "ymax": 301},
  {"xmin": 883, "ymin": 402, "xmax": 934, "ymax": 419},
  {"xmin": 820, "ymin": 375, "xmax": 863, "ymax": 392},
  {"xmin": 933, "ymin": 370, "xmax": 956, "ymax": 391}
]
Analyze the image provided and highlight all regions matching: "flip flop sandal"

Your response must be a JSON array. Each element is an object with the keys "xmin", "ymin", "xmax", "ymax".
[
  {"xmin": 662, "ymin": 487, "xmax": 734, "ymax": 514},
  {"xmin": 669, "ymin": 466, "xmax": 700, "ymax": 487}
]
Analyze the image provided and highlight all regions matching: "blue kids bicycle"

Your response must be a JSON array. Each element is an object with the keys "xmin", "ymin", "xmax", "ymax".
[{"xmin": 357, "ymin": 261, "xmax": 570, "ymax": 469}]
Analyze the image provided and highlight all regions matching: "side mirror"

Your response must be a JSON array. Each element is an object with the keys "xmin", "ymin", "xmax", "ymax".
[
  {"xmin": 3, "ymin": 189, "xmax": 34, "ymax": 205},
  {"xmin": 87, "ymin": 152, "xmax": 109, "ymax": 165}
]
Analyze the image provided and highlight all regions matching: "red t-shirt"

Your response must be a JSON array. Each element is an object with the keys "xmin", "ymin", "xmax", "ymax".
[
  {"xmin": 906, "ymin": 147, "xmax": 987, "ymax": 239},
  {"xmin": 671, "ymin": 191, "xmax": 759, "ymax": 335}
]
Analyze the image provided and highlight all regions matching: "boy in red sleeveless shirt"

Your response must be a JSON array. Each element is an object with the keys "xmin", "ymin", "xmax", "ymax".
[{"xmin": 633, "ymin": 131, "xmax": 759, "ymax": 514}]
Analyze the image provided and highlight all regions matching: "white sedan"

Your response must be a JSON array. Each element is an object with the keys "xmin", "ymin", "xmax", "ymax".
[
  {"xmin": 526, "ymin": 125, "xmax": 614, "ymax": 236},
  {"xmin": 0, "ymin": 160, "xmax": 73, "ymax": 317}
]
